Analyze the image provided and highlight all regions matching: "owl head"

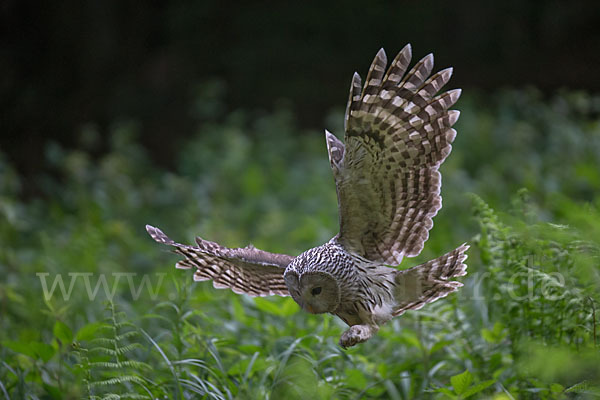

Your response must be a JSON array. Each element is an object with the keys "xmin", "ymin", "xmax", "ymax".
[{"xmin": 284, "ymin": 270, "xmax": 340, "ymax": 314}]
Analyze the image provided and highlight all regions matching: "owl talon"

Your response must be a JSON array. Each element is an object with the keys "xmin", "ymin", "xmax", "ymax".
[{"xmin": 339, "ymin": 324, "xmax": 377, "ymax": 349}]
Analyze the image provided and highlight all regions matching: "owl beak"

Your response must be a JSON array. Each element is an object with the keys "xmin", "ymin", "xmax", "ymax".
[{"xmin": 306, "ymin": 304, "xmax": 315, "ymax": 313}]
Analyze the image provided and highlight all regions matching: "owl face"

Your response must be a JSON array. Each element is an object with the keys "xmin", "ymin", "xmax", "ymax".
[{"xmin": 284, "ymin": 271, "xmax": 340, "ymax": 314}]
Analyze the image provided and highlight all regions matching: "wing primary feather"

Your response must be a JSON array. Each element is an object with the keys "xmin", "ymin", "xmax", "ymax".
[
  {"xmin": 401, "ymin": 53, "xmax": 434, "ymax": 91},
  {"xmin": 417, "ymin": 67, "xmax": 453, "ymax": 100},
  {"xmin": 362, "ymin": 48, "xmax": 388, "ymax": 99},
  {"xmin": 383, "ymin": 44, "xmax": 412, "ymax": 86},
  {"xmin": 146, "ymin": 225, "xmax": 176, "ymax": 245},
  {"xmin": 344, "ymin": 72, "xmax": 363, "ymax": 131},
  {"xmin": 325, "ymin": 130, "xmax": 345, "ymax": 176}
]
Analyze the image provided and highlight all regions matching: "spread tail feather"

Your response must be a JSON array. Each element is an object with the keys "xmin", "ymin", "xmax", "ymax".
[{"xmin": 393, "ymin": 243, "xmax": 468, "ymax": 316}]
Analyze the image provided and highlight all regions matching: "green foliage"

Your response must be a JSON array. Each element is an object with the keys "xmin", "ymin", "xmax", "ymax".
[
  {"xmin": 437, "ymin": 369, "xmax": 494, "ymax": 399},
  {"xmin": 73, "ymin": 301, "xmax": 154, "ymax": 399},
  {"xmin": 1, "ymin": 89, "xmax": 600, "ymax": 398}
]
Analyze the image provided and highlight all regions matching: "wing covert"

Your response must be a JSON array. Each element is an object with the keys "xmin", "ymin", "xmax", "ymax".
[{"xmin": 146, "ymin": 225, "xmax": 293, "ymax": 297}]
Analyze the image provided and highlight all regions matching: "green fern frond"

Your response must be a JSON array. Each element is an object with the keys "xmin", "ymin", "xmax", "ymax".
[
  {"xmin": 115, "ymin": 343, "xmax": 144, "ymax": 355},
  {"xmin": 90, "ymin": 338, "xmax": 117, "ymax": 346},
  {"xmin": 90, "ymin": 347, "xmax": 118, "ymax": 356},
  {"xmin": 72, "ymin": 300, "xmax": 161, "ymax": 399},
  {"xmin": 115, "ymin": 331, "xmax": 140, "ymax": 341},
  {"xmin": 103, "ymin": 394, "xmax": 151, "ymax": 400},
  {"xmin": 90, "ymin": 342, "xmax": 143, "ymax": 355},
  {"xmin": 98, "ymin": 394, "xmax": 150, "ymax": 400},
  {"xmin": 88, "ymin": 361, "xmax": 152, "ymax": 370},
  {"xmin": 114, "ymin": 321, "xmax": 137, "ymax": 330},
  {"xmin": 89, "ymin": 375, "xmax": 147, "ymax": 387}
]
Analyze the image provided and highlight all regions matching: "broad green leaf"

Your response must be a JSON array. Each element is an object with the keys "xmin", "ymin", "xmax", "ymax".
[
  {"xmin": 451, "ymin": 369, "xmax": 473, "ymax": 395},
  {"xmin": 481, "ymin": 322, "xmax": 506, "ymax": 343},
  {"xmin": 53, "ymin": 320, "xmax": 73, "ymax": 344},
  {"xmin": 492, "ymin": 321, "xmax": 506, "ymax": 337},
  {"xmin": 430, "ymin": 339, "xmax": 453, "ymax": 354},
  {"xmin": 398, "ymin": 330, "xmax": 422, "ymax": 350},
  {"xmin": 550, "ymin": 383, "xmax": 564, "ymax": 393},
  {"xmin": 75, "ymin": 321, "xmax": 106, "ymax": 341},
  {"xmin": 279, "ymin": 296, "xmax": 300, "ymax": 316},
  {"xmin": 2, "ymin": 340, "xmax": 55, "ymax": 362},
  {"xmin": 31, "ymin": 342, "xmax": 56, "ymax": 362},
  {"xmin": 434, "ymin": 387, "xmax": 457, "ymax": 399},
  {"xmin": 2, "ymin": 340, "xmax": 38, "ymax": 358},
  {"xmin": 228, "ymin": 357, "xmax": 250, "ymax": 376},
  {"xmin": 344, "ymin": 368, "xmax": 367, "ymax": 389},
  {"xmin": 43, "ymin": 383, "xmax": 62, "ymax": 400},
  {"xmin": 462, "ymin": 379, "xmax": 495, "ymax": 398},
  {"xmin": 238, "ymin": 344, "xmax": 262, "ymax": 354},
  {"xmin": 377, "ymin": 363, "xmax": 388, "ymax": 379},
  {"xmin": 253, "ymin": 297, "xmax": 283, "ymax": 315},
  {"xmin": 231, "ymin": 297, "xmax": 249, "ymax": 324},
  {"xmin": 481, "ymin": 328, "xmax": 496, "ymax": 343},
  {"xmin": 366, "ymin": 383, "xmax": 386, "ymax": 397},
  {"xmin": 253, "ymin": 297, "xmax": 298, "ymax": 317}
]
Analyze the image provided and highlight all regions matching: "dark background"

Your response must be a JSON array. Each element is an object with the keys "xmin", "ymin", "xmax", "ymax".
[{"xmin": 2, "ymin": 0, "xmax": 600, "ymax": 185}]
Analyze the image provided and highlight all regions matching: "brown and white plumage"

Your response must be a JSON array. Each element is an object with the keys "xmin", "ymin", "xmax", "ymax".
[
  {"xmin": 393, "ymin": 243, "xmax": 469, "ymax": 316},
  {"xmin": 146, "ymin": 225, "xmax": 291, "ymax": 297},
  {"xmin": 333, "ymin": 44, "xmax": 461, "ymax": 265},
  {"xmin": 147, "ymin": 45, "xmax": 468, "ymax": 348}
]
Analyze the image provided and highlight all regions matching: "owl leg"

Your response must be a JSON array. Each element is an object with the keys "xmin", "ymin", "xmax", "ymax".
[{"xmin": 339, "ymin": 324, "xmax": 379, "ymax": 349}]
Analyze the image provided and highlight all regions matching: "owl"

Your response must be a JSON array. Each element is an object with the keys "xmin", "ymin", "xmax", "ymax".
[{"xmin": 147, "ymin": 44, "xmax": 468, "ymax": 348}]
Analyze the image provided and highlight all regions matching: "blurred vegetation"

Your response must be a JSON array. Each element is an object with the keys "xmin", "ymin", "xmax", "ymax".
[
  {"xmin": 1, "ymin": 88, "xmax": 600, "ymax": 399},
  {"xmin": 4, "ymin": 1, "xmax": 600, "ymax": 187}
]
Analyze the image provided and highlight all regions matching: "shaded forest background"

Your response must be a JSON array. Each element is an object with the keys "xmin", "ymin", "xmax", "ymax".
[{"xmin": 2, "ymin": 0, "xmax": 600, "ymax": 189}]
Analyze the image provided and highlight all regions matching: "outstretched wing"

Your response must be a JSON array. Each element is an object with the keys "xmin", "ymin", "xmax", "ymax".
[
  {"xmin": 393, "ymin": 244, "xmax": 468, "ymax": 316},
  {"xmin": 331, "ymin": 44, "xmax": 461, "ymax": 265},
  {"xmin": 146, "ymin": 225, "xmax": 293, "ymax": 297}
]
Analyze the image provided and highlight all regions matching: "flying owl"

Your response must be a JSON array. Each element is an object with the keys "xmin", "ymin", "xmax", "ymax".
[{"xmin": 147, "ymin": 44, "xmax": 468, "ymax": 348}]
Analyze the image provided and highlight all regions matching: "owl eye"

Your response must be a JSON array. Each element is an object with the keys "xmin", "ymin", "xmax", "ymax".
[{"xmin": 311, "ymin": 287, "xmax": 322, "ymax": 296}]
